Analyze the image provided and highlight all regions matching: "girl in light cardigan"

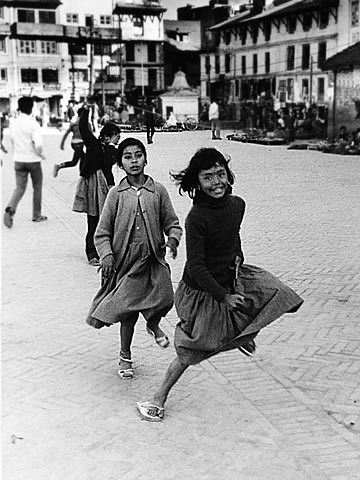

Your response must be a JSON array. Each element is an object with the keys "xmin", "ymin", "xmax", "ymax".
[{"xmin": 86, "ymin": 137, "xmax": 182, "ymax": 379}]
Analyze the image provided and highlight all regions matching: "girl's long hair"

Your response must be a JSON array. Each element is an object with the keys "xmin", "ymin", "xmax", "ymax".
[{"xmin": 170, "ymin": 148, "xmax": 235, "ymax": 198}]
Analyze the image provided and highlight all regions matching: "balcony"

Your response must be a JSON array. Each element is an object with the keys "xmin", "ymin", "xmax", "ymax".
[
  {"xmin": 63, "ymin": 26, "xmax": 120, "ymax": 44},
  {"xmin": 11, "ymin": 22, "xmax": 63, "ymax": 40}
]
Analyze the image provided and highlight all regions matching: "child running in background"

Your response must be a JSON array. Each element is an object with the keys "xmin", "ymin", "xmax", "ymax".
[
  {"xmin": 72, "ymin": 99, "xmax": 121, "ymax": 266},
  {"xmin": 86, "ymin": 137, "xmax": 182, "ymax": 379},
  {"xmin": 53, "ymin": 107, "xmax": 86, "ymax": 178},
  {"xmin": 137, "ymin": 147, "xmax": 303, "ymax": 422}
]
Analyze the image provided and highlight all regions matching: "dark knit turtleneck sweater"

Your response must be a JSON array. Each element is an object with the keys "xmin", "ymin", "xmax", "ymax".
[{"xmin": 182, "ymin": 189, "xmax": 245, "ymax": 302}]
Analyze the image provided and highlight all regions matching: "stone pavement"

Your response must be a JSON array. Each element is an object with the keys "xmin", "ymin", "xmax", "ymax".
[{"xmin": 1, "ymin": 128, "xmax": 360, "ymax": 480}]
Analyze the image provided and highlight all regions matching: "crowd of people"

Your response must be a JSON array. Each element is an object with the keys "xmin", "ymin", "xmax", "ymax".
[{"xmin": 2, "ymin": 94, "xmax": 304, "ymax": 423}]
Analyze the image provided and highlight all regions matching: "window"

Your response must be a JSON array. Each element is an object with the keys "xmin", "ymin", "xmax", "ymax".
[
  {"xmin": 176, "ymin": 32, "xmax": 189, "ymax": 42},
  {"xmin": 265, "ymin": 52, "xmax": 270, "ymax": 73},
  {"xmin": 240, "ymin": 28, "xmax": 246, "ymax": 45},
  {"xmin": 133, "ymin": 17, "xmax": 143, "ymax": 28},
  {"xmin": 0, "ymin": 68, "xmax": 7, "ymax": 82},
  {"xmin": 19, "ymin": 40, "xmax": 36, "ymax": 54},
  {"xmin": 302, "ymin": 44, "xmax": 310, "ymax": 69},
  {"xmin": 215, "ymin": 55, "xmax": 220, "ymax": 74},
  {"xmin": 0, "ymin": 39, "xmax": 5, "ymax": 53},
  {"xmin": 264, "ymin": 22, "xmax": 271, "ymax": 41},
  {"xmin": 318, "ymin": 77, "xmax": 325, "ymax": 101},
  {"xmin": 100, "ymin": 15, "xmax": 111, "ymax": 25},
  {"xmin": 126, "ymin": 69, "xmax": 134, "ymax": 89},
  {"xmin": 288, "ymin": 16, "xmax": 296, "ymax": 34},
  {"xmin": 253, "ymin": 54, "xmax": 257, "ymax": 74},
  {"xmin": 148, "ymin": 69, "xmax": 157, "ymax": 88},
  {"xmin": 287, "ymin": 46, "xmax": 295, "ymax": 70},
  {"xmin": 69, "ymin": 43, "xmax": 87, "ymax": 55},
  {"xmin": 94, "ymin": 44, "xmax": 112, "ymax": 56},
  {"xmin": 225, "ymin": 53, "xmax": 231, "ymax": 73},
  {"xmin": 0, "ymin": 7, "xmax": 4, "ymax": 20},
  {"xmin": 39, "ymin": 10, "xmax": 55, "ymax": 24},
  {"xmin": 251, "ymin": 25, "xmax": 258, "ymax": 44},
  {"xmin": 42, "ymin": 68, "xmax": 58, "ymax": 83},
  {"xmin": 21, "ymin": 68, "xmax": 38, "ymax": 83},
  {"xmin": 241, "ymin": 55, "xmax": 246, "ymax": 74},
  {"xmin": 225, "ymin": 31, "xmax": 231, "ymax": 45},
  {"xmin": 148, "ymin": 43, "xmax": 156, "ymax": 62},
  {"xmin": 69, "ymin": 69, "xmax": 88, "ymax": 82},
  {"xmin": 126, "ymin": 43, "xmax": 134, "ymax": 61},
  {"xmin": 287, "ymin": 78, "xmax": 294, "ymax": 100},
  {"xmin": 352, "ymin": 1, "xmax": 359, "ymax": 27},
  {"xmin": 85, "ymin": 15, "xmax": 94, "ymax": 27},
  {"xmin": 302, "ymin": 79, "xmax": 309, "ymax": 98},
  {"xmin": 18, "ymin": 9, "xmax": 35, "ymax": 22},
  {"xmin": 40, "ymin": 41, "xmax": 57, "ymax": 55},
  {"xmin": 318, "ymin": 41, "xmax": 326, "ymax": 68},
  {"xmin": 319, "ymin": 10, "xmax": 329, "ymax": 29},
  {"xmin": 303, "ymin": 12, "xmax": 312, "ymax": 31},
  {"xmin": 66, "ymin": 13, "xmax": 79, "ymax": 23}
]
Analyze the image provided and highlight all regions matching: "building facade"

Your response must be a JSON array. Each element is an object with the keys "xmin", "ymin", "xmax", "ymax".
[
  {"xmin": 0, "ymin": 0, "xmax": 166, "ymax": 115},
  {"xmin": 205, "ymin": 0, "xmax": 360, "ymax": 124}
]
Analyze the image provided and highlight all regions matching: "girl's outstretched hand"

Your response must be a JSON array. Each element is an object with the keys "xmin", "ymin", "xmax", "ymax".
[
  {"xmin": 101, "ymin": 254, "xmax": 115, "ymax": 278},
  {"xmin": 223, "ymin": 293, "xmax": 246, "ymax": 311},
  {"xmin": 164, "ymin": 238, "xmax": 178, "ymax": 259}
]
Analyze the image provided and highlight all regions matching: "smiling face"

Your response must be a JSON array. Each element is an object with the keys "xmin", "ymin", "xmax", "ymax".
[
  {"xmin": 121, "ymin": 144, "xmax": 146, "ymax": 176},
  {"xmin": 198, "ymin": 162, "xmax": 228, "ymax": 199}
]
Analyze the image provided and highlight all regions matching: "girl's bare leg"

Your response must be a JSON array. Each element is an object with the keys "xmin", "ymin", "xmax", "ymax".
[
  {"xmin": 149, "ymin": 357, "xmax": 189, "ymax": 412},
  {"xmin": 146, "ymin": 315, "xmax": 167, "ymax": 339},
  {"xmin": 119, "ymin": 314, "xmax": 138, "ymax": 370}
]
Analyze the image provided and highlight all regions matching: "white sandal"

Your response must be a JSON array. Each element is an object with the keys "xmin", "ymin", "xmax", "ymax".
[
  {"xmin": 118, "ymin": 356, "xmax": 134, "ymax": 379},
  {"xmin": 137, "ymin": 401, "xmax": 164, "ymax": 422}
]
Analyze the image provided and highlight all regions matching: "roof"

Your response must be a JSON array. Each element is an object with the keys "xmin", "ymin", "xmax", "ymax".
[
  {"xmin": 322, "ymin": 42, "xmax": 360, "ymax": 70},
  {"xmin": 113, "ymin": 1, "xmax": 166, "ymax": 17},
  {"xmin": 210, "ymin": 0, "xmax": 339, "ymax": 30}
]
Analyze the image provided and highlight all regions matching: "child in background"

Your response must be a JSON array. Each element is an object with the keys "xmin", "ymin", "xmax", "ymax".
[
  {"xmin": 54, "ymin": 107, "xmax": 86, "ymax": 178},
  {"xmin": 72, "ymin": 99, "xmax": 121, "ymax": 266},
  {"xmin": 137, "ymin": 147, "xmax": 303, "ymax": 421},
  {"xmin": 86, "ymin": 137, "xmax": 182, "ymax": 379}
]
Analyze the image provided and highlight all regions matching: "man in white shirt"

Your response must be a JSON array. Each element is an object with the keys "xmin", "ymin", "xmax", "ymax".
[
  {"xmin": 4, "ymin": 96, "xmax": 47, "ymax": 228},
  {"xmin": 208, "ymin": 99, "xmax": 221, "ymax": 140}
]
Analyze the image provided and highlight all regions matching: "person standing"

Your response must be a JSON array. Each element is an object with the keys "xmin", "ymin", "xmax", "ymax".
[
  {"xmin": 144, "ymin": 98, "xmax": 156, "ymax": 144},
  {"xmin": 72, "ymin": 99, "xmax": 121, "ymax": 266},
  {"xmin": 208, "ymin": 99, "xmax": 221, "ymax": 140},
  {"xmin": 137, "ymin": 147, "xmax": 303, "ymax": 421},
  {"xmin": 4, "ymin": 96, "xmax": 47, "ymax": 228},
  {"xmin": 53, "ymin": 107, "xmax": 86, "ymax": 177},
  {"xmin": 86, "ymin": 137, "xmax": 182, "ymax": 379}
]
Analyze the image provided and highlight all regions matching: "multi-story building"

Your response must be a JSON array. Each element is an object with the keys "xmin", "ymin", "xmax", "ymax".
[
  {"xmin": 0, "ymin": 0, "xmax": 167, "ymax": 115},
  {"xmin": 206, "ymin": 0, "xmax": 360, "ymax": 122}
]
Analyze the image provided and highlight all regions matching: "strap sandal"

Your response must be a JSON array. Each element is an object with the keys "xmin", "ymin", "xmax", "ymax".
[
  {"xmin": 146, "ymin": 327, "xmax": 170, "ymax": 349},
  {"xmin": 238, "ymin": 340, "xmax": 257, "ymax": 357},
  {"xmin": 118, "ymin": 356, "xmax": 134, "ymax": 379},
  {"xmin": 32, "ymin": 215, "xmax": 48, "ymax": 222},
  {"xmin": 137, "ymin": 401, "xmax": 164, "ymax": 422}
]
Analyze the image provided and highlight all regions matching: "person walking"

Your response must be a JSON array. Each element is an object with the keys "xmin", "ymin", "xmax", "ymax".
[
  {"xmin": 4, "ymin": 96, "xmax": 47, "ymax": 228},
  {"xmin": 209, "ymin": 99, "xmax": 221, "ymax": 140},
  {"xmin": 53, "ymin": 107, "xmax": 86, "ymax": 178},
  {"xmin": 86, "ymin": 137, "xmax": 182, "ymax": 379},
  {"xmin": 137, "ymin": 147, "xmax": 303, "ymax": 421},
  {"xmin": 72, "ymin": 99, "xmax": 121, "ymax": 266},
  {"xmin": 144, "ymin": 98, "xmax": 156, "ymax": 144}
]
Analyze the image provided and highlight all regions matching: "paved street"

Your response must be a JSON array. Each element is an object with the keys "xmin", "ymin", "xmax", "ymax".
[{"xmin": 1, "ymin": 127, "xmax": 360, "ymax": 480}]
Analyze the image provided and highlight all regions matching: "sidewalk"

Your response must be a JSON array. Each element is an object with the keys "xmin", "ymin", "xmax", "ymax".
[{"xmin": 1, "ymin": 130, "xmax": 360, "ymax": 480}]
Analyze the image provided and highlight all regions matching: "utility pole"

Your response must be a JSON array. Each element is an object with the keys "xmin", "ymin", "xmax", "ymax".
[
  {"xmin": 309, "ymin": 56, "xmax": 313, "ymax": 105},
  {"xmin": 88, "ymin": 15, "xmax": 94, "ymax": 96},
  {"xmin": 100, "ymin": 37, "xmax": 105, "ymax": 108},
  {"xmin": 70, "ymin": 44, "xmax": 75, "ymax": 102}
]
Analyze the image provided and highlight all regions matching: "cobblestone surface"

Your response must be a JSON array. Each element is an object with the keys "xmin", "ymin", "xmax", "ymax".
[{"xmin": 1, "ymin": 128, "xmax": 360, "ymax": 480}]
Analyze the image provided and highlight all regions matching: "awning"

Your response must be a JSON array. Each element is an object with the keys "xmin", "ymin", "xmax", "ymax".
[{"xmin": 322, "ymin": 42, "xmax": 360, "ymax": 70}]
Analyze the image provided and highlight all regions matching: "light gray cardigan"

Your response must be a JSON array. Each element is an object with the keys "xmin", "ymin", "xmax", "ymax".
[{"xmin": 94, "ymin": 176, "xmax": 182, "ymax": 267}]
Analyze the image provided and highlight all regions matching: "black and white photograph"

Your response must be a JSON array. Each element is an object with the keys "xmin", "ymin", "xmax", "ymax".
[{"xmin": 1, "ymin": 0, "xmax": 360, "ymax": 479}]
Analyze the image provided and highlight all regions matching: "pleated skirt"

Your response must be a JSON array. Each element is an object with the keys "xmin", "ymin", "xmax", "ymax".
[
  {"xmin": 174, "ymin": 264, "xmax": 303, "ymax": 365},
  {"xmin": 72, "ymin": 169, "xmax": 109, "ymax": 217}
]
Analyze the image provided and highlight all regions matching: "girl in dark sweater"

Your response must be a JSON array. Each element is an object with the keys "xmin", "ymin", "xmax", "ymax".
[{"xmin": 137, "ymin": 147, "xmax": 303, "ymax": 422}]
